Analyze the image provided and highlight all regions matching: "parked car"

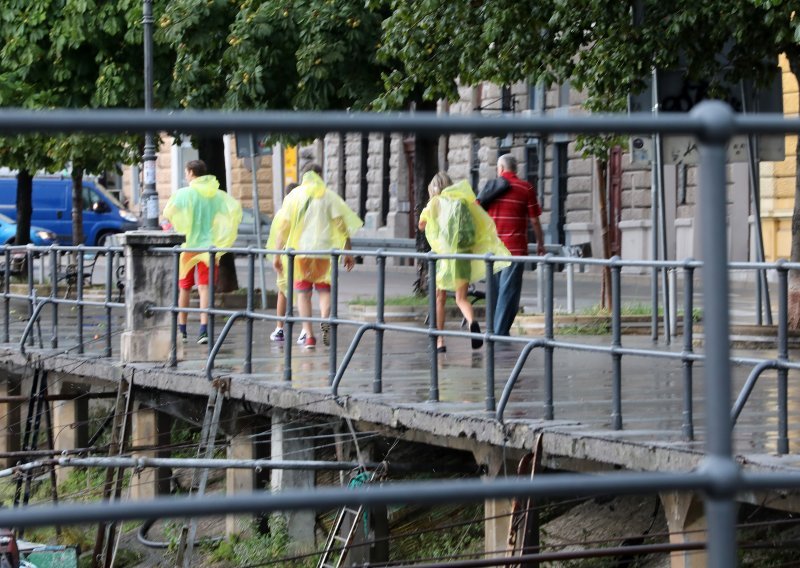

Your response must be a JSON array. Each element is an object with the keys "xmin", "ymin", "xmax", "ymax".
[
  {"xmin": 0, "ymin": 212, "xmax": 57, "ymax": 246},
  {"xmin": 234, "ymin": 208, "xmax": 271, "ymax": 249},
  {"xmin": 0, "ymin": 176, "xmax": 140, "ymax": 246}
]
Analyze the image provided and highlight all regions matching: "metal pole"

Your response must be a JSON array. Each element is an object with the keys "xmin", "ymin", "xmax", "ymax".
[
  {"xmin": 0, "ymin": 457, "xmax": 370, "ymax": 479},
  {"xmin": 427, "ymin": 256, "xmax": 439, "ymax": 402},
  {"xmin": 248, "ymin": 133, "xmax": 268, "ymax": 311},
  {"xmin": 49, "ymin": 249, "xmax": 57, "ymax": 348},
  {"xmin": 141, "ymin": 0, "xmax": 159, "ymax": 229},
  {"xmin": 329, "ymin": 253, "xmax": 339, "ymax": 386},
  {"xmin": 682, "ymin": 261, "xmax": 695, "ymax": 441},
  {"xmin": 650, "ymin": 68, "xmax": 660, "ymax": 342},
  {"xmin": 374, "ymin": 251, "xmax": 385, "ymax": 394},
  {"xmin": 485, "ymin": 257, "xmax": 496, "ymax": 412},
  {"xmin": 777, "ymin": 264, "xmax": 788, "ymax": 454},
  {"xmin": 244, "ymin": 251, "xmax": 254, "ymax": 374},
  {"xmin": 610, "ymin": 259, "xmax": 622, "ymax": 430},
  {"xmin": 77, "ymin": 248, "xmax": 85, "ymax": 354},
  {"xmin": 544, "ymin": 257, "xmax": 554, "ymax": 420},
  {"xmin": 740, "ymin": 80, "xmax": 772, "ymax": 326},
  {"xmin": 693, "ymin": 101, "xmax": 737, "ymax": 568}
]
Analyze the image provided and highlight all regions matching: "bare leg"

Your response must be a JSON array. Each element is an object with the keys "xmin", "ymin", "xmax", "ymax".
[
  {"xmin": 436, "ymin": 289, "xmax": 447, "ymax": 349},
  {"xmin": 318, "ymin": 288, "xmax": 331, "ymax": 319},
  {"xmin": 275, "ymin": 291, "xmax": 286, "ymax": 329},
  {"xmin": 297, "ymin": 290, "xmax": 314, "ymax": 338},
  {"xmin": 198, "ymin": 285, "xmax": 209, "ymax": 325},
  {"xmin": 455, "ymin": 283, "xmax": 475, "ymax": 326},
  {"xmin": 178, "ymin": 288, "xmax": 190, "ymax": 326}
]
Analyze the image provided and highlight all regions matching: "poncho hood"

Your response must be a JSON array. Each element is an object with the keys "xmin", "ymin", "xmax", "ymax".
[{"xmin": 190, "ymin": 175, "xmax": 220, "ymax": 198}]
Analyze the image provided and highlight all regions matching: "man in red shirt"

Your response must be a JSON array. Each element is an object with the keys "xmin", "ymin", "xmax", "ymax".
[{"xmin": 481, "ymin": 154, "xmax": 546, "ymax": 336}]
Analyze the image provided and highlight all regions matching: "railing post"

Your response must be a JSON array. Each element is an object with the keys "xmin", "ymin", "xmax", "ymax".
[
  {"xmin": 692, "ymin": 101, "xmax": 738, "ymax": 568},
  {"xmin": 49, "ymin": 248, "xmax": 58, "ymax": 349},
  {"xmin": 208, "ymin": 250, "xmax": 216, "ymax": 353},
  {"xmin": 283, "ymin": 250, "xmax": 295, "ymax": 382},
  {"xmin": 105, "ymin": 245, "xmax": 113, "ymax": 357},
  {"xmin": 120, "ymin": 231, "xmax": 185, "ymax": 363},
  {"xmin": 777, "ymin": 260, "xmax": 789, "ymax": 455},
  {"xmin": 76, "ymin": 248, "xmax": 85, "ymax": 354},
  {"xmin": 244, "ymin": 250, "xmax": 255, "ymax": 374},
  {"xmin": 169, "ymin": 248, "xmax": 180, "ymax": 367},
  {"xmin": 427, "ymin": 254, "xmax": 439, "ymax": 402},
  {"xmin": 544, "ymin": 255, "xmax": 554, "ymax": 420},
  {"xmin": 373, "ymin": 251, "xmax": 385, "ymax": 394},
  {"xmin": 610, "ymin": 258, "xmax": 622, "ymax": 430},
  {"xmin": 485, "ymin": 256, "xmax": 496, "ymax": 412},
  {"xmin": 3, "ymin": 248, "xmax": 9, "ymax": 344},
  {"xmin": 328, "ymin": 252, "xmax": 339, "ymax": 386},
  {"xmin": 682, "ymin": 260, "xmax": 695, "ymax": 441}
]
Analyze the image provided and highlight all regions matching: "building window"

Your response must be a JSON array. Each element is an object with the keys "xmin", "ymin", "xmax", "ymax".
[
  {"xmin": 359, "ymin": 134, "xmax": 368, "ymax": 221},
  {"xmin": 501, "ymin": 86, "xmax": 514, "ymax": 112},
  {"xmin": 381, "ymin": 134, "xmax": 390, "ymax": 227},
  {"xmin": 558, "ymin": 81, "xmax": 571, "ymax": 108},
  {"xmin": 470, "ymin": 137, "xmax": 480, "ymax": 191},
  {"xmin": 338, "ymin": 133, "xmax": 346, "ymax": 198}
]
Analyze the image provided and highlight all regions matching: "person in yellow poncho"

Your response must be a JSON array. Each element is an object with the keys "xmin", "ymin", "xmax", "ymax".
[
  {"xmin": 266, "ymin": 182, "xmax": 301, "ymax": 344},
  {"xmin": 419, "ymin": 172, "xmax": 511, "ymax": 353},
  {"xmin": 270, "ymin": 164, "xmax": 363, "ymax": 349},
  {"xmin": 163, "ymin": 160, "xmax": 243, "ymax": 345}
]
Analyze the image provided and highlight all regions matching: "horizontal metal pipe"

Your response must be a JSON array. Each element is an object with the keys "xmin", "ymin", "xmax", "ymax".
[
  {"xmin": 0, "ymin": 457, "xmax": 369, "ymax": 479},
  {"xmin": 0, "ymin": 392, "xmax": 117, "ymax": 403},
  {"xmin": 0, "ymin": 108, "xmax": 798, "ymax": 137},
  {"xmin": 0, "ymin": 470, "xmax": 725, "ymax": 528}
]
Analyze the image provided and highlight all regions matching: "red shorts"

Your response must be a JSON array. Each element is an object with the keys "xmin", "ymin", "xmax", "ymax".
[
  {"xmin": 295, "ymin": 281, "xmax": 331, "ymax": 292},
  {"xmin": 179, "ymin": 262, "xmax": 213, "ymax": 290}
]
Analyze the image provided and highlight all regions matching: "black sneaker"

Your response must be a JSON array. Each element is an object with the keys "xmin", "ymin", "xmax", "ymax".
[
  {"xmin": 321, "ymin": 322, "xmax": 331, "ymax": 347},
  {"xmin": 197, "ymin": 332, "xmax": 208, "ymax": 345},
  {"xmin": 180, "ymin": 332, "xmax": 187, "ymax": 344}
]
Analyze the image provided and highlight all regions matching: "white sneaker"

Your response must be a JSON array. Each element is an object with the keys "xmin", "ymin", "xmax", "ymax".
[
  {"xmin": 269, "ymin": 328, "xmax": 285, "ymax": 342},
  {"xmin": 296, "ymin": 330, "xmax": 308, "ymax": 345}
]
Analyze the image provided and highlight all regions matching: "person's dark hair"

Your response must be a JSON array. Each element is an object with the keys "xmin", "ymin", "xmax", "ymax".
[
  {"xmin": 285, "ymin": 182, "xmax": 299, "ymax": 195},
  {"xmin": 300, "ymin": 162, "xmax": 323, "ymax": 176},
  {"xmin": 185, "ymin": 160, "xmax": 207, "ymax": 178}
]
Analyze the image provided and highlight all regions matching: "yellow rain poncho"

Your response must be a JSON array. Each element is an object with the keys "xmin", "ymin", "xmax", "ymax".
[
  {"xmin": 420, "ymin": 180, "xmax": 510, "ymax": 291},
  {"xmin": 266, "ymin": 206, "xmax": 290, "ymax": 294},
  {"xmin": 270, "ymin": 171, "xmax": 363, "ymax": 285},
  {"xmin": 163, "ymin": 175, "xmax": 243, "ymax": 278}
]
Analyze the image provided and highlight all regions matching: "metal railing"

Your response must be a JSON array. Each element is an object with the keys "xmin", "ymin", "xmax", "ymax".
[{"xmin": 1, "ymin": 102, "xmax": 800, "ymax": 566}]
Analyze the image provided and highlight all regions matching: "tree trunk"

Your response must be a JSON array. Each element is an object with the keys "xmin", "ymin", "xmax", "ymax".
[
  {"xmin": 196, "ymin": 136, "xmax": 239, "ymax": 293},
  {"xmin": 412, "ymin": 132, "xmax": 439, "ymax": 296},
  {"xmin": 785, "ymin": 51, "xmax": 800, "ymax": 329},
  {"xmin": 14, "ymin": 170, "xmax": 32, "ymax": 246},
  {"xmin": 71, "ymin": 167, "xmax": 85, "ymax": 245},
  {"xmin": 596, "ymin": 157, "xmax": 612, "ymax": 310}
]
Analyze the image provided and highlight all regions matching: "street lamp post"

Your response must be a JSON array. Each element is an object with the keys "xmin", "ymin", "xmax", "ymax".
[{"xmin": 141, "ymin": 0, "xmax": 159, "ymax": 228}]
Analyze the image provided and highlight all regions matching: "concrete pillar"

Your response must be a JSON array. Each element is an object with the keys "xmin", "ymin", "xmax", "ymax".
[
  {"xmin": 120, "ymin": 230, "xmax": 185, "ymax": 363},
  {"xmin": 474, "ymin": 446, "xmax": 513, "ymax": 558},
  {"xmin": 660, "ymin": 492, "xmax": 708, "ymax": 568},
  {"xmin": 226, "ymin": 426, "xmax": 256, "ymax": 538},
  {"xmin": 0, "ymin": 377, "xmax": 20, "ymax": 469},
  {"xmin": 130, "ymin": 403, "xmax": 172, "ymax": 501},
  {"xmin": 270, "ymin": 409, "xmax": 316, "ymax": 551},
  {"xmin": 51, "ymin": 381, "xmax": 89, "ymax": 486}
]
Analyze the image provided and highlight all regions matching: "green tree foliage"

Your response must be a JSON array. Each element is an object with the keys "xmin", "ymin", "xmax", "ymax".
[
  {"xmin": 158, "ymin": 0, "xmax": 387, "ymax": 112},
  {"xmin": 0, "ymin": 0, "xmax": 156, "ymax": 243}
]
